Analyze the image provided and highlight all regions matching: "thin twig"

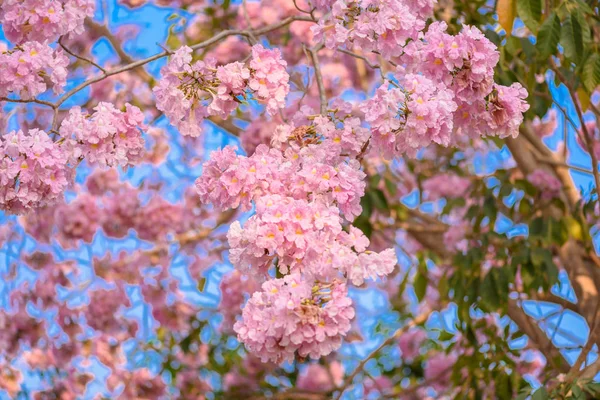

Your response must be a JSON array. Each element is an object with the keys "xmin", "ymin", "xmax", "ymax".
[
  {"xmin": 58, "ymin": 36, "xmax": 106, "ymax": 73},
  {"xmin": 55, "ymin": 16, "xmax": 314, "ymax": 108},
  {"xmin": 0, "ymin": 97, "xmax": 57, "ymax": 109},
  {"xmin": 306, "ymin": 42, "xmax": 327, "ymax": 115}
]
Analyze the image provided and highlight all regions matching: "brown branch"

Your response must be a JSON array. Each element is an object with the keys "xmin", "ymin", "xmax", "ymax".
[
  {"xmin": 55, "ymin": 15, "xmax": 314, "ymax": 108},
  {"xmin": 507, "ymin": 299, "xmax": 570, "ymax": 373},
  {"xmin": 58, "ymin": 36, "xmax": 106, "ymax": 73}
]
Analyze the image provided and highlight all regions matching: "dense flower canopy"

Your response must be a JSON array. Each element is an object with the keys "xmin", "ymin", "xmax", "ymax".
[{"xmin": 0, "ymin": 0, "xmax": 599, "ymax": 399}]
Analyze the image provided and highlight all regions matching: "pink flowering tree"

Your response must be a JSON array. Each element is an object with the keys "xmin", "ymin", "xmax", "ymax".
[{"xmin": 0, "ymin": 0, "xmax": 600, "ymax": 398}]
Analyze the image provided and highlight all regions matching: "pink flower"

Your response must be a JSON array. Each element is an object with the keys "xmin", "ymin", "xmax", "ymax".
[
  {"xmin": 0, "ymin": 0, "xmax": 95, "ymax": 43},
  {"xmin": 422, "ymin": 174, "xmax": 471, "ymax": 200},
  {"xmin": 527, "ymin": 169, "xmax": 562, "ymax": 199},
  {"xmin": 55, "ymin": 193, "xmax": 102, "ymax": 247},
  {"xmin": 297, "ymin": 361, "xmax": 344, "ymax": 392},
  {"xmin": 0, "ymin": 42, "xmax": 69, "ymax": 99},
  {"xmin": 0, "ymin": 129, "xmax": 72, "ymax": 214},
  {"xmin": 154, "ymin": 44, "xmax": 289, "ymax": 138},
  {"xmin": 60, "ymin": 102, "xmax": 146, "ymax": 167},
  {"xmin": 234, "ymin": 274, "xmax": 355, "ymax": 363},
  {"xmin": 248, "ymin": 45, "xmax": 290, "ymax": 114},
  {"xmin": 485, "ymin": 83, "xmax": 530, "ymax": 138},
  {"xmin": 398, "ymin": 328, "xmax": 427, "ymax": 360}
]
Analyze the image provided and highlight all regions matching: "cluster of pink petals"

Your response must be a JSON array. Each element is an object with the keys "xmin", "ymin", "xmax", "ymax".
[
  {"xmin": 85, "ymin": 287, "xmax": 132, "ymax": 336},
  {"xmin": 227, "ymin": 194, "xmax": 396, "ymax": 285},
  {"xmin": 527, "ymin": 169, "xmax": 562, "ymax": 199},
  {"xmin": 297, "ymin": 361, "xmax": 344, "ymax": 392},
  {"xmin": 0, "ymin": 42, "xmax": 69, "ymax": 99},
  {"xmin": 398, "ymin": 328, "xmax": 427, "ymax": 360},
  {"xmin": 60, "ymin": 102, "xmax": 146, "ymax": 168},
  {"xmin": 248, "ymin": 45, "xmax": 289, "ymax": 114},
  {"xmin": 198, "ymin": 108, "xmax": 398, "ymax": 361},
  {"xmin": 233, "ymin": 274, "xmax": 354, "ymax": 363},
  {"xmin": 0, "ymin": 129, "xmax": 71, "ymax": 214},
  {"xmin": 361, "ymin": 74, "xmax": 457, "ymax": 157},
  {"xmin": 135, "ymin": 196, "xmax": 184, "ymax": 241},
  {"xmin": 401, "ymin": 22, "xmax": 499, "ymax": 104},
  {"xmin": 312, "ymin": 0, "xmax": 434, "ymax": 58},
  {"xmin": 362, "ymin": 79, "xmax": 528, "ymax": 158},
  {"xmin": 55, "ymin": 193, "xmax": 102, "ymax": 247},
  {"xmin": 422, "ymin": 173, "xmax": 472, "ymax": 200},
  {"xmin": 485, "ymin": 83, "xmax": 530, "ymax": 139},
  {"xmin": 0, "ymin": 0, "xmax": 95, "ymax": 43},
  {"xmin": 270, "ymin": 101, "xmax": 370, "ymax": 157},
  {"xmin": 196, "ymin": 144, "xmax": 366, "ymax": 219},
  {"xmin": 154, "ymin": 44, "xmax": 289, "ymax": 137},
  {"xmin": 219, "ymin": 270, "xmax": 260, "ymax": 332}
]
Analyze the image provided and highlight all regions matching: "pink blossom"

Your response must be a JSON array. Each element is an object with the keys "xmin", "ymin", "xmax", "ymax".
[
  {"xmin": 0, "ymin": 42, "xmax": 69, "ymax": 99},
  {"xmin": 60, "ymin": 102, "xmax": 146, "ymax": 168},
  {"xmin": 234, "ymin": 274, "xmax": 355, "ymax": 363},
  {"xmin": 296, "ymin": 361, "xmax": 344, "ymax": 392},
  {"xmin": 0, "ymin": 129, "xmax": 72, "ymax": 214},
  {"xmin": 55, "ymin": 193, "xmax": 102, "ymax": 247},
  {"xmin": 248, "ymin": 44, "xmax": 290, "ymax": 114},
  {"xmin": 527, "ymin": 169, "xmax": 562, "ymax": 199},
  {"xmin": 531, "ymin": 109, "xmax": 558, "ymax": 138},
  {"xmin": 398, "ymin": 328, "xmax": 427, "ymax": 360},
  {"xmin": 485, "ymin": 83, "xmax": 530, "ymax": 138},
  {"xmin": 422, "ymin": 174, "xmax": 471, "ymax": 200},
  {"xmin": 0, "ymin": 0, "xmax": 95, "ymax": 43},
  {"xmin": 424, "ymin": 352, "xmax": 457, "ymax": 392}
]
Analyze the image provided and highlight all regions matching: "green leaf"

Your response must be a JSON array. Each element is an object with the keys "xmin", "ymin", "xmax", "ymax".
[
  {"xmin": 353, "ymin": 215, "xmax": 373, "ymax": 239},
  {"xmin": 582, "ymin": 53, "xmax": 600, "ymax": 92},
  {"xmin": 561, "ymin": 11, "xmax": 586, "ymax": 62},
  {"xmin": 437, "ymin": 330, "xmax": 454, "ymax": 341},
  {"xmin": 517, "ymin": 0, "xmax": 542, "ymax": 31},
  {"xmin": 360, "ymin": 194, "xmax": 373, "ymax": 218},
  {"xmin": 414, "ymin": 269, "xmax": 428, "ymax": 302},
  {"xmin": 571, "ymin": 384, "xmax": 585, "ymax": 400},
  {"xmin": 532, "ymin": 387, "xmax": 549, "ymax": 400},
  {"xmin": 584, "ymin": 382, "xmax": 600, "ymax": 396},
  {"xmin": 536, "ymin": 13, "xmax": 561, "ymax": 59},
  {"xmin": 369, "ymin": 189, "xmax": 389, "ymax": 211},
  {"xmin": 480, "ymin": 271, "xmax": 500, "ymax": 311},
  {"xmin": 197, "ymin": 277, "xmax": 206, "ymax": 292}
]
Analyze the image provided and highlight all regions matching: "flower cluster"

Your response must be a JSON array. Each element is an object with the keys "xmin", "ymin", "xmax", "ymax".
[
  {"xmin": 59, "ymin": 102, "xmax": 146, "ymax": 167},
  {"xmin": 198, "ymin": 107, "xmax": 397, "ymax": 361},
  {"xmin": 361, "ymin": 74, "xmax": 457, "ymax": 157},
  {"xmin": 219, "ymin": 270, "xmax": 260, "ymax": 332},
  {"xmin": 0, "ymin": 129, "xmax": 71, "ymax": 214},
  {"xmin": 0, "ymin": 0, "xmax": 95, "ymax": 43},
  {"xmin": 422, "ymin": 173, "xmax": 471, "ymax": 200},
  {"xmin": 247, "ymin": 44, "xmax": 289, "ymax": 114},
  {"xmin": 359, "ymin": 21, "xmax": 529, "ymax": 157},
  {"xmin": 234, "ymin": 274, "xmax": 354, "ymax": 363},
  {"xmin": 154, "ymin": 44, "xmax": 289, "ymax": 137},
  {"xmin": 401, "ymin": 22, "xmax": 499, "ymax": 104},
  {"xmin": 527, "ymin": 169, "xmax": 562, "ymax": 200},
  {"xmin": 270, "ymin": 101, "xmax": 371, "ymax": 157},
  {"xmin": 196, "ymin": 144, "xmax": 366, "ymax": 219},
  {"xmin": 55, "ymin": 193, "xmax": 102, "ymax": 247},
  {"xmin": 312, "ymin": 0, "xmax": 434, "ymax": 58},
  {"xmin": 0, "ymin": 42, "xmax": 69, "ymax": 99}
]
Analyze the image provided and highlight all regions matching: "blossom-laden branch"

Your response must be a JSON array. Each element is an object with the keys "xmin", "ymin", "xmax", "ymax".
[{"xmin": 1, "ymin": 0, "xmax": 599, "ymax": 399}]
